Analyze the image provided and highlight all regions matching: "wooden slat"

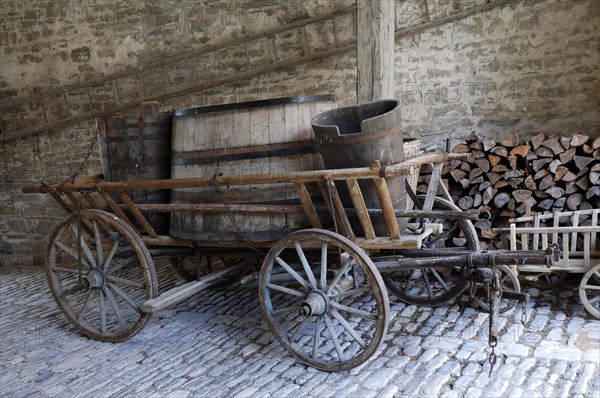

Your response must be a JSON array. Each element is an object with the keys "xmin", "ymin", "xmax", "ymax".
[
  {"xmin": 422, "ymin": 162, "xmax": 443, "ymax": 211},
  {"xmin": 571, "ymin": 211, "xmax": 580, "ymax": 255},
  {"xmin": 116, "ymin": 191, "xmax": 158, "ymax": 238},
  {"xmin": 97, "ymin": 190, "xmax": 138, "ymax": 233},
  {"xmin": 293, "ymin": 182, "xmax": 322, "ymax": 228},
  {"xmin": 48, "ymin": 191, "xmax": 74, "ymax": 214},
  {"xmin": 346, "ymin": 178, "xmax": 375, "ymax": 239},
  {"xmin": 324, "ymin": 179, "xmax": 355, "ymax": 240},
  {"xmin": 373, "ymin": 177, "xmax": 400, "ymax": 239}
]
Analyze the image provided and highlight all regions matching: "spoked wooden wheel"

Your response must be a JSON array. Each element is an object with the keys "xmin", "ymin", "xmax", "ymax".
[
  {"xmin": 383, "ymin": 196, "xmax": 480, "ymax": 306},
  {"xmin": 259, "ymin": 229, "xmax": 389, "ymax": 371},
  {"xmin": 579, "ymin": 264, "xmax": 600, "ymax": 319},
  {"xmin": 475, "ymin": 264, "xmax": 521, "ymax": 313},
  {"xmin": 46, "ymin": 209, "xmax": 157, "ymax": 342}
]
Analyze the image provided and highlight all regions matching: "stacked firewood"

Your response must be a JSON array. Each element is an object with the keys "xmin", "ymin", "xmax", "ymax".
[{"xmin": 417, "ymin": 132, "xmax": 600, "ymax": 247}]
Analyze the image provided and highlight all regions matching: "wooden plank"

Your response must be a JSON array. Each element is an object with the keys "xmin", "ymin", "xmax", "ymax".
[
  {"xmin": 325, "ymin": 179, "xmax": 355, "ymax": 240},
  {"xmin": 346, "ymin": 178, "xmax": 376, "ymax": 239},
  {"xmin": 97, "ymin": 190, "xmax": 138, "ymax": 232},
  {"xmin": 357, "ymin": 0, "xmax": 395, "ymax": 102},
  {"xmin": 294, "ymin": 182, "xmax": 322, "ymax": 228},
  {"xmin": 423, "ymin": 162, "xmax": 443, "ymax": 211},
  {"xmin": 116, "ymin": 191, "xmax": 158, "ymax": 238},
  {"xmin": 141, "ymin": 260, "xmax": 251, "ymax": 313},
  {"xmin": 373, "ymin": 177, "xmax": 400, "ymax": 239}
]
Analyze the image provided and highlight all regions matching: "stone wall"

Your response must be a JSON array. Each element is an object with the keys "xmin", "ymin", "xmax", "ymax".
[{"xmin": 0, "ymin": 0, "xmax": 598, "ymax": 266}]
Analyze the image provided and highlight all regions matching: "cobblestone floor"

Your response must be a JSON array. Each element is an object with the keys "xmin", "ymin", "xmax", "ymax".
[{"xmin": 1, "ymin": 263, "xmax": 599, "ymax": 398}]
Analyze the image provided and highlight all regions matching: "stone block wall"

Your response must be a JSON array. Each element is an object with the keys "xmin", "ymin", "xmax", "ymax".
[{"xmin": 0, "ymin": 0, "xmax": 598, "ymax": 266}]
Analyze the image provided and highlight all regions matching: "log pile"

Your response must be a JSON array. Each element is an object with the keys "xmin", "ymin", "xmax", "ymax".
[{"xmin": 417, "ymin": 132, "xmax": 600, "ymax": 247}]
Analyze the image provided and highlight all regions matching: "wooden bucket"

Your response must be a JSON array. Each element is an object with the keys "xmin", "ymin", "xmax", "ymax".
[
  {"xmin": 96, "ymin": 102, "xmax": 172, "ymax": 233},
  {"xmin": 170, "ymin": 95, "xmax": 337, "ymax": 242},
  {"xmin": 311, "ymin": 99, "xmax": 408, "ymax": 236}
]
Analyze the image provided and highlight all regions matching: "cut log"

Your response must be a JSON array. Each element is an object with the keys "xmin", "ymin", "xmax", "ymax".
[
  {"xmin": 561, "ymin": 171, "xmax": 577, "ymax": 182},
  {"xmin": 538, "ymin": 174, "xmax": 555, "ymax": 190},
  {"xmin": 560, "ymin": 136, "xmax": 571, "ymax": 150},
  {"xmin": 495, "ymin": 180, "xmax": 510, "ymax": 189},
  {"xmin": 573, "ymin": 155, "xmax": 594, "ymax": 171},
  {"xmin": 534, "ymin": 169, "xmax": 551, "ymax": 180},
  {"xmin": 524, "ymin": 175, "xmax": 537, "ymax": 190},
  {"xmin": 534, "ymin": 190, "xmax": 550, "ymax": 199},
  {"xmin": 594, "ymin": 148, "xmax": 600, "ymax": 160},
  {"xmin": 474, "ymin": 158, "xmax": 490, "ymax": 173},
  {"xmin": 506, "ymin": 198, "xmax": 516, "ymax": 211},
  {"xmin": 452, "ymin": 143, "xmax": 470, "ymax": 153},
  {"xmin": 482, "ymin": 139, "xmax": 496, "ymax": 152},
  {"xmin": 548, "ymin": 159, "xmax": 561, "ymax": 174},
  {"xmin": 530, "ymin": 133, "xmax": 546, "ymax": 150},
  {"xmin": 582, "ymin": 144, "xmax": 594, "ymax": 154},
  {"xmin": 508, "ymin": 155, "xmax": 518, "ymax": 170},
  {"xmin": 488, "ymin": 154, "xmax": 502, "ymax": 168},
  {"xmin": 546, "ymin": 186, "xmax": 565, "ymax": 199},
  {"xmin": 508, "ymin": 178, "xmax": 524, "ymax": 189},
  {"xmin": 471, "ymin": 149, "xmax": 485, "ymax": 159},
  {"xmin": 566, "ymin": 193, "xmax": 584, "ymax": 211},
  {"xmin": 554, "ymin": 166, "xmax": 569, "ymax": 181},
  {"xmin": 591, "ymin": 164, "xmax": 600, "ymax": 185},
  {"xmin": 559, "ymin": 147, "xmax": 576, "ymax": 164},
  {"xmin": 509, "ymin": 145, "xmax": 529, "ymax": 158},
  {"xmin": 458, "ymin": 196, "xmax": 474, "ymax": 210},
  {"xmin": 532, "ymin": 158, "xmax": 552, "ymax": 172},
  {"xmin": 494, "ymin": 192, "xmax": 511, "ymax": 208},
  {"xmin": 564, "ymin": 181, "xmax": 578, "ymax": 195},
  {"xmin": 541, "ymin": 137, "xmax": 564, "ymax": 155},
  {"xmin": 534, "ymin": 146, "xmax": 555, "ymax": 158},
  {"xmin": 553, "ymin": 197, "xmax": 566, "ymax": 210},
  {"xmin": 538, "ymin": 198, "xmax": 554, "ymax": 210},
  {"xmin": 460, "ymin": 162, "xmax": 471, "ymax": 172},
  {"xmin": 492, "ymin": 164, "xmax": 509, "ymax": 173},
  {"xmin": 593, "ymin": 137, "xmax": 600, "ymax": 150},
  {"xmin": 570, "ymin": 134, "xmax": 589, "ymax": 147},
  {"xmin": 469, "ymin": 141, "xmax": 483, "ymax": 151},
  {"xmin": 504, "ymin": 170, "xmax": 524, "ymax": 179},
  {"xmin": 479, "ymin": 181, "xmax": 491, "ymax": 191},
  {"xmin": 450, "ymin": 159, "xmax": 462, "ymax": 169},
  {"xmin": 512, "ymin": 190, "xmax": 533, "ymax": 202},
  {"xmin": 450, "ymin": 169, "xmax": 467, "ymax": 183},
  {"xmin": 489, "ymin": 146, "xmax": 508, "ymax": 157},
  {"xmin": 586, "ymin": 186, "xmax": 600, "ymax": 199},
  {"xmin": 482, "ymin": 186, "xmax": 497, "ymax": 204},
  {"xmin": 469, "ymin": 168, "xmax": 483, "ymax": 180},
  {"xmin": 472, "ymin": 193, "xmax": 482, "ymax": 208},
  {"xmin": 487, "ymin": 173, "xmax": 501, "ymax": 185},
  {"xmin": 502, "ymin": 132, "xmax": 519, "ymax": 147},
  {"xmin": 472, "ymin": 176, "xmax": 484, "ymax": 184},
  {"xmin": 500, "ymin": 209, "xmax": 516, "ymax": 218},
  {"xmin": 516, "ymin": 197, "xmax": 537, "ymax": 215},
  {"xmin": 576, "ymin": 175, "xmax": 591, "ymax": 191},
  {"xmin": 526, "ymin": 151, "xmax": 538, "ymax": 161},
  {"xmin": 459, "ymin": 178, "xmax": 471, "ymax": 189}
]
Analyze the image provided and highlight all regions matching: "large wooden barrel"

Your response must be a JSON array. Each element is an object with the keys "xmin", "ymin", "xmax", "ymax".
[
  {"xmin": 96, "ymin": 102, "xmax": 172, "ymax": 233},
  {"xmin": 311, "ymin": 99, "xmax": 408, "ymax": 236},
  {"xmin": 170, "ymin": 95, "xmax": 337, "ymax": 242}
]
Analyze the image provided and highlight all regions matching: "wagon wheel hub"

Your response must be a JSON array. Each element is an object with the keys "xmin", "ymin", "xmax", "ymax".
[
  {"xmin": 299, "ymin": 290, "xmax": 329, "ymax": 317},
  {"xmin": 83, "ymin": 268, "xmax": 105, "ymax": 288}
]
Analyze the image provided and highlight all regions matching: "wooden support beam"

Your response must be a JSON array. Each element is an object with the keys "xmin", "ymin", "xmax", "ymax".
[{"xmin": 357, "ymin": 0, "xmax": 395, "ymax": 102}]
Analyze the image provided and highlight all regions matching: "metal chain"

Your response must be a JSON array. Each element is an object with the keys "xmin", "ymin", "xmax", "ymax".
[
  {"xmin": 210, "ymin": 172, "xmax": 263, "ymax": 254},
  {"xmin": 488, "ymin": 343, "xmax": 497, "ymax": 377},
  {"xmin": 63, "ymin": 134, "xmax": 98, "ymax": 184}
]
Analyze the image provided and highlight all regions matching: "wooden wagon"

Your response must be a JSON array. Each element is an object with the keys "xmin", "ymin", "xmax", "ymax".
[
  {"xmin": 23, "ymin": 147, "xmax": 559, "ymax": 371},
  {"xmin": 494, "ymin": 209, "xmax": 600, "ymax": 319}
]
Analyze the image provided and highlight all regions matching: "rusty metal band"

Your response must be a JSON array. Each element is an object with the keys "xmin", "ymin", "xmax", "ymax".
[
  {"xmin": 98, "ymin": 133, "xmax": 169, "ymax": 142},
  {"xmin": 171, "ymin": 140, "xmax": 319, "ymax": 165},
  {"xmin": 318, "ymin": 125, "xmax": 402, "ymax": 147},
  {"xmin": 173, "ymin": 94, "xmax": 336, "ymax": 117}
]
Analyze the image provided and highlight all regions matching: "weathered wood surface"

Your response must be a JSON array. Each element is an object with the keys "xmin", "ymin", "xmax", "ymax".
[{"xmin": 357, "ymin": 0, "xmax": 395, "ymax": 102}]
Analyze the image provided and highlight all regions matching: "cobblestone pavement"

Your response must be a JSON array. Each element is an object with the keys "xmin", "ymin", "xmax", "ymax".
[{"xmin": 1, "ymin": 263, "xmax": 599, "ymax": 398}]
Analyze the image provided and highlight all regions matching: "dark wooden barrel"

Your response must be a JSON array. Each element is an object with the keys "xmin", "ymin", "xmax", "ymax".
[
  {"xmin": 311, "ymin": 99, "xmax": 407, "ymax": 236},
  {"xmin": 96, "ymin": 102, "xmax": 172, "ymax": 233},
  {"xmin": 170, "ymin": 95, "xmax": 337, "ymax": 242}
]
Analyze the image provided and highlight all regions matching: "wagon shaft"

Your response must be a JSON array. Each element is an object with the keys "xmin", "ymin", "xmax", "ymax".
[{"xmin": 375, "ymin": 247, "xmax": 560, "ymax": 273}]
